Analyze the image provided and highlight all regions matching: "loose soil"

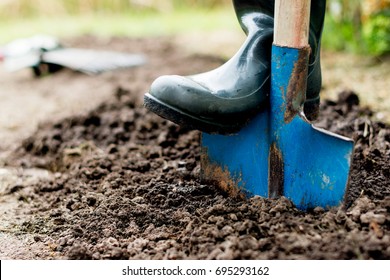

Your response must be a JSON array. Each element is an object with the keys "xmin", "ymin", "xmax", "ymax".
[{"xmin": 0, "ymin": 36, "xmax": 389, "ymax": 260}]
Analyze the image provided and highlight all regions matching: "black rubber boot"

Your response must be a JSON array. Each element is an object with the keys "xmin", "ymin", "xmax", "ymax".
[
  {"xmin": 144, "ymin": 0, "xmax": 325, "ymax": 134},
  {"xmin": 304, "ymin": 0, "xmax": 326, "ymax": 120}
]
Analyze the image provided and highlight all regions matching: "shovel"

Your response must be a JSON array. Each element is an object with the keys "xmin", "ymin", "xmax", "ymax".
[
  {"xmin": 201, "ymin": 0, "xmax": 354, "ymax": 210},
  {"xmin": 0, "ymin": 35, "xmax": 147, "ymax": 76}
]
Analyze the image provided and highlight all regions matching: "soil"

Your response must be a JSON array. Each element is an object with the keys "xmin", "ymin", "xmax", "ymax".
[{"xmin": 0, "ymin": 36, "xmax": 389, "ymax": 260}]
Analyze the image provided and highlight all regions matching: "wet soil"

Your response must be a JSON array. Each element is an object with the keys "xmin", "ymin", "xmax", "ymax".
[{"xmin": 0, "ymin": 36, "xmax": 389, "ymax": 260}]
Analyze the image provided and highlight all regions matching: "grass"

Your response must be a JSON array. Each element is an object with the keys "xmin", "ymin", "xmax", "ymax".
[{"xmin": 0, "ymin": 8, "xmax": 238, "ymax": 44}]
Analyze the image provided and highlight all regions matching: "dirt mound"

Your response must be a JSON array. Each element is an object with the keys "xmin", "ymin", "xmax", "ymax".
[{"xmin": 5, "ymin": 86, "xmax": 389, "ymax": 260}]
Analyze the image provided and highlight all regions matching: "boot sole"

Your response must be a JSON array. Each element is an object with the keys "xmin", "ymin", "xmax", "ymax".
[{"xmin": 144, "ymin": 93, "xmax": 248, "ymax": 135}]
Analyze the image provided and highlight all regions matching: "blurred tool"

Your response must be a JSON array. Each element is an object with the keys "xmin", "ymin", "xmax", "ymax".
[{"xmin": 0, "ymin": 35, "xmax": 147, "ymax": 76}]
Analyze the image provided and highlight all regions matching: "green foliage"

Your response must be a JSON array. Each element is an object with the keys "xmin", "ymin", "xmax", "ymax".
[
  {"xmin": 322, "ymin": 0, "xmax": 362, "ymax": 53},
  {"xmin": 322, "ymin": 14, "xmax": 362, "ymax": 53},
  {"xmin": 363, "ymin": 11, "xmax": 390, "ymax": 55},
  {"xmin": 323, "ymin": 0, "xmax": 390, "ymax": 56},
  {"xmin": 0, "ymin": 8, "xmax": 236, "ymax": 44},
  {"xmin": 0, "ymin": 0, "xmax": 233, "ymax": 44},
  {"xmin": 0, "ymin": 0, "xmax": 230, "ymax": 18}
]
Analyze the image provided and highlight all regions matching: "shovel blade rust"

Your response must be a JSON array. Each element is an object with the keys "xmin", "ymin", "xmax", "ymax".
[
  {"xmin": 201, "ymin": 111, "xmax": 270, "ymax": 198},
  {"xmin": 201, "ymin": 45, "xmax": 354, "ymax": 210}
]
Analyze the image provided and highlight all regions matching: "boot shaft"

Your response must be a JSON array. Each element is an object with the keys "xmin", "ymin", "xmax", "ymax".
[
  {"xmin": 233, "ymin": 0, "xmax": 326, "ymax": 40},
  {"xmin": 233, "ymin": 0, "xmax": 274, "ymax": 35}
]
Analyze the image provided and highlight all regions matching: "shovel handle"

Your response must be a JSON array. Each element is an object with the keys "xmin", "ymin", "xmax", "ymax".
[
  {"xmin": 274, "ymin": 0, "xmax": 311, "ymax": 48},
  {"xmin": 269, "ymin": 0, "xmax": 312, "ymax": 198}
]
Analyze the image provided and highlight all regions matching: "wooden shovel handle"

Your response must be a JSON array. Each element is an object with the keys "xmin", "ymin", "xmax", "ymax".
[{"xmin": 274, "ymin": 0, "xmax": 311, "ymax": 48}]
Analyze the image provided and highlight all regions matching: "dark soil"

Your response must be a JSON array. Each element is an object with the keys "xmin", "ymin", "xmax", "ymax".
[{"xmin": 2, "ymin": 37, "xmax": 390, "ymax": 260}]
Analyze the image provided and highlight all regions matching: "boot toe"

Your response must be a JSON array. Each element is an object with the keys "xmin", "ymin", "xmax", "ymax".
[{"xmin": 149, "ymin": 75, "xmax": 213, "ymax": 117}]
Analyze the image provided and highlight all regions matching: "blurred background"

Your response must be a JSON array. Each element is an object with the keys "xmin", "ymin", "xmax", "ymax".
[
  {"xmin": 0, "ymin": 0, "xmax": 389, "ymax": 56},
  {"xmin": 0, "ymin": 0, "xmax": 389, "ymax": 123}
]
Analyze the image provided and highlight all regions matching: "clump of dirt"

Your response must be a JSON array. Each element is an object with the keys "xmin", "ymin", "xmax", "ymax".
[{"xmin": 5, "ymin": 85, "xmax": 389, "ymax": 260}]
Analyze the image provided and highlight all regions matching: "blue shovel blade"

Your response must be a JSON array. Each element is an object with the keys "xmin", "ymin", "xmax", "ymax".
[{"xmin": 201, "ymin": 110, "xmax": 354, "ymax": 210}]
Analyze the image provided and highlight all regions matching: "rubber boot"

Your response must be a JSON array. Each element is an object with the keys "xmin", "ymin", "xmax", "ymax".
[{"xmin": 144, "ymin": 0, "xmax": 326, "ymax": 134}]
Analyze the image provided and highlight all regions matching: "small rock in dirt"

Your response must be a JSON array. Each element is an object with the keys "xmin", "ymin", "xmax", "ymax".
[
  {"xmin": 270, "ymin": 197, "xmax": 294, "ymax": 214},
  {"xmin": 207, "ymin": 215, "xmax": 224, "ymax": 226},
  {"xmin": 229, "ymin": 213, "xmax": 238, "ymax": 221},
  {"xmin": 132, "ymin": 196, "xmax": 145, "ymax": 204},
  {"xmin": 216, "ymin": 248, "xmax": 234, "ymax": 260},
  {"xmin": 207, "ymin": 248, "xmax": 224, "ymax": 260},
  {"xmin": 67, "ymin": 243, "xmax": 91, "ymax": 260},
  {"xmin": 238, "ymin": 235, "xmax": 259, "ymax": 251},
  {"xmin": 104, "ymin": 237, "xmax": 120, "ymax": 247},
  {"xmin": 221, "ymin": 225, "xmax": 234, "ymax": 237},
  {"xmin": 345, "ymin": 217, "xmax": 358, "ymax": 230},
  {"xmin": 313, "ymin": 206, "xmax": 325, "ymax": 214},
  {"xmin": 348, "ymin": 196, "xmax": 375, "ymax": 221},
  {"xmin": 360, "ymin": 212, "xmax": 386, "ymax": 224},
  {"xmin": 127, "ymin": 238, "xmax": 149, "ymax": 253},
  {"xmin": 336, "ymin": 209, "xmax": 347, "ymax": 224}
]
